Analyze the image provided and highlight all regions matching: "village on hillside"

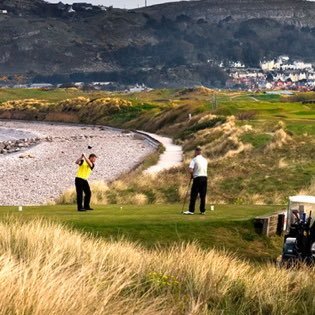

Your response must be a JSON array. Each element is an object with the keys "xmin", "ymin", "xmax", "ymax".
[
  {"xmin": 0, "ymin": 52, "xmax": 314, "ymax": 92},
  {"xmin": 226, "ymin": 56, "xmax": 315, "ymax": 91}
]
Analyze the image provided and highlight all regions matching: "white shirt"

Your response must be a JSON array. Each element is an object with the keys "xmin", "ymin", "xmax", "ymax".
[{"xmin": 189, "ymin": 155, "xmax": 208, "ymax": 178}]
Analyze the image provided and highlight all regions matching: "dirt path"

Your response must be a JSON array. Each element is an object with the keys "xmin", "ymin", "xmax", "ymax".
[{"xmin": 140, "ymin": 131, "xmax": 183, "ymax": 175}]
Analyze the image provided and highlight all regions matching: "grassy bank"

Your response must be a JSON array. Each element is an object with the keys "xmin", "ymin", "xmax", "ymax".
[
  {"xmin": 0, "ymin": 218, "xmax": 313, "ymax": 315},
  {"xmin": 0, "ymin": 204, "xmax": 282, "ymax": 262}
]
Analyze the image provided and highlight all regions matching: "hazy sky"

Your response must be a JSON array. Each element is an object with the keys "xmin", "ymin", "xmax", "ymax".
[{"xmin": 47, "ymin": 0, "xmax": 188, "ymax": 9}]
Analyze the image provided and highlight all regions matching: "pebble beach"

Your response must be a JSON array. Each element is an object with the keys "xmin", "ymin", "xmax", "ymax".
[{"xmin": 0, "ymin": 120, "xmax": 155, "ymax": 206}]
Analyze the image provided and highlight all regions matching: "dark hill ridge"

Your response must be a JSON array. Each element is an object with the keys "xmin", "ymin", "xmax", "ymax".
[
  {"xmin": 140, "ymin": 0, "xmax": 315, "ymax": 27},
  {"xmin": 0, "ymin": 0, "xmax": 315, "ymax": 87}
]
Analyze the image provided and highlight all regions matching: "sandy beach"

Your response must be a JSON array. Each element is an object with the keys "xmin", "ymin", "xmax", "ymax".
[{"xmin": 0, "ymin": 120, "xmax": 155, "ymax": 206}]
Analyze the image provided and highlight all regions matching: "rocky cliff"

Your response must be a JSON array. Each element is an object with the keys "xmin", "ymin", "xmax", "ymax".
[{"xmin": 142, "ymin": 0, "xmax": 315, "ymax": 27}]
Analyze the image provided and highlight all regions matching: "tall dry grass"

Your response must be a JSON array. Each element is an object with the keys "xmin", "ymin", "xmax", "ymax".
[
  {"xmin": 56, "ymin": 181, "xmax": 109, "ymax": 205},
  {"xmin": 0, "ymin": 218, "xmax": 315, "ymax": 314},
  {"xmin": 56, "ymin": 166, "xmax": 189, "ymax": 206},
  {"xmin": 300, "ymin": 177, "xmax": 315, "ymax": 196},
  {"xmin": 1, "ymin": 99, "xmax": 50, "ymax": 111}
]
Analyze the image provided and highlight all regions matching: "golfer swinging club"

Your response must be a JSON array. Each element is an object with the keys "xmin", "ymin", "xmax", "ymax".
[
  {"xmin": 75, "ymin": 153, "xmax": 97, "ymax": 211},
  {"xmin": 183, "ymin": 146, "xmax": 208, "ymax": 215}
]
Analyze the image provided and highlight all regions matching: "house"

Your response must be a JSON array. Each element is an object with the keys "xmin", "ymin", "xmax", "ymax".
[
  {"xmin": 261, "ymin": 60, "xmax": 275, "ymax": 71},
  {"xmin": 275, "ymin": 79, "xmax": 285, "ymax": 88},
  {"xmin": 265, "ymin": 82, "xmax": 273, "ymax": 90}
]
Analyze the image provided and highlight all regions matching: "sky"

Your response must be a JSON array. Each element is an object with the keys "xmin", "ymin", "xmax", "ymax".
[{"xmin": 47, "ymin": 0, "xmax": 187, "ymax": 9}]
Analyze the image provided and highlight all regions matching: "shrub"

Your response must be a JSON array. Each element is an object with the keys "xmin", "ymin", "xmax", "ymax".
[
  {"xmin": 236, "ymin": 110, "xmax": 257, "ymax": 121},
  {"xmin": 182, "ymin": 116, "xmax": 226, "ymax": 137},
  {"xmin": 57, "ymin": 96, "xmax": 90, "ymax": 112},
  {"xmin": 78, "ymin": 97, "xmax": 133, "ymax": 123}
]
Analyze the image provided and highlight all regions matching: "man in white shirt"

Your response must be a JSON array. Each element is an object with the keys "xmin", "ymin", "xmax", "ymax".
[{"xmin": 183, "ymin": 146, "xmax": 208, "ymax": 215}]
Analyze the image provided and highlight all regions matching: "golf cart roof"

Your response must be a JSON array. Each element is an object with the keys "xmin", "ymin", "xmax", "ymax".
[{"xmin": 289, "ymin": 195, "xmax": 315, "ymax": 204}]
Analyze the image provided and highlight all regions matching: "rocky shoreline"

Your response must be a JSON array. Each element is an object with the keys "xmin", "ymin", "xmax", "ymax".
[
  {"xmin": 0, "ymin": 120, "xmax": 156, "ymax": 206},
  {"xmin": 0, "ymin": 137, "xmax": 44, "ymax": 155}
]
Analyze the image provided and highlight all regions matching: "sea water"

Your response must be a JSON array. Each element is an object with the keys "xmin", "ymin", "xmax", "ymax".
[{"xmin": 0, "ymin": 127, "xmax": 35, "ymax": 142}]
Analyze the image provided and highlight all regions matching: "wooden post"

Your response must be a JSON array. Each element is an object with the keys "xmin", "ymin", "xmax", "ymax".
[
  {"xmin": 254, "ymin": 213, "xmax": 286, "ymax": 237},
  {"xmin": 277, "ymin": 214, "xmax": 285, "ymax": 236}
]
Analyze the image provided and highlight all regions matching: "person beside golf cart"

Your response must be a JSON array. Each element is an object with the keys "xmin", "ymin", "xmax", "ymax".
[
  {"xmin": 183, "ymin": 146, "xmax": 208, "ymax": 215},
  {"xmin": 75, "ymin": 153, "xmax": 97, "ymax": 211}
]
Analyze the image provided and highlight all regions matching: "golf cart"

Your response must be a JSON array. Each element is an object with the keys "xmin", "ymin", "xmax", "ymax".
[{"xmin": 281, "ymin": 195, "xmax": 315, "ymax": 266}]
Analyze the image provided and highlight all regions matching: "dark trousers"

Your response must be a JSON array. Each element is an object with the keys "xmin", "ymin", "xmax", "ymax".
[
  {"xmin": 189, "ymin": 176, "xmax": 207, "ymax": 213},
  {"xmin": 75, "ymin": 177, "xmax": 91, "ymax": 210}
]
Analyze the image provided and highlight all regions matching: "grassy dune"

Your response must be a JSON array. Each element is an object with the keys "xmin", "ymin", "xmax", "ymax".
[{"xmin": 0, "ymin": 218, "xmax": 314, "ymax": 315}]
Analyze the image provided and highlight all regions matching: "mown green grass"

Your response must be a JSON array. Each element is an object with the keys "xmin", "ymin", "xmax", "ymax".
[
  {"xmin": 0, "ymin": 204, "xmax": 283, "ymax": 262},
  {"xmin": 250, "ymin": 93, "xmax": 282, "ymax": 102},
  {"xmin": 0, "ymin": 88, "xmax": 314, "ymax": 126},
  {"xmin": 216, "ymin": 100, "xmax": 311, "ymax": 120},
  {"xmin": 240, "ymin": 133, "xmax": 273, "ymax": 148},
  {"xmin": 0, "ymin": 88, "xmax": 87, "ymax": 103},
  {"xmin": 286, "ymin": 120, "xmax": 315, "ymax": 135}
]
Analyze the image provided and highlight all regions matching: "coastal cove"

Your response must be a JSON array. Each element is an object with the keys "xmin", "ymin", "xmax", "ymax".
[{"xmin": 0, "ymin": 120, "xmax": 156, "ymax": 206}]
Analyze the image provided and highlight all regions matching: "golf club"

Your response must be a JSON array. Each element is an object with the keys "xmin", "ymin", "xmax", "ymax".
[
  {"xmin": 181, "ymin": 178, "xmax": 192, "ymax": 213},
  {"xmin": 81, "ymin": 145, "xmax": 92, "ymax": 160}
]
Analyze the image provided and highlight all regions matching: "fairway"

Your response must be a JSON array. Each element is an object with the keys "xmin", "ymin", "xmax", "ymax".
[{"xmin": 0, "ymin": 204, "xmax": 282, "ymax": 262}]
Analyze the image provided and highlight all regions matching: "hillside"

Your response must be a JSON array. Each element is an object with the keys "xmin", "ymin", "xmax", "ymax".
[{"xmin": 1, "ymin": 0, "xmax": 315, "ymax": 86}]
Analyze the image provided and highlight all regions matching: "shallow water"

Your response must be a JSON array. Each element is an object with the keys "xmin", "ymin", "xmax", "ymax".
[{"xmin": 0, "ymin": 127, "xmax": 36, "ymax": 142}]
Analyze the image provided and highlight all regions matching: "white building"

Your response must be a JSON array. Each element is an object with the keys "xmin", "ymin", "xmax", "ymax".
[
  {"xmin": 231, "ymin": 61, "xmax": 245, "ymax": 68},
  {"xmin": 261, "ymin": 60, "xmax": 275, "ymax": 71},
  {"xmin": 265, "ymin": 82, "xmax": 273, "ymax": 89},
  {"xmin": 261, "ymin": 56, "xmax": 313, "ymax": 72}
]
